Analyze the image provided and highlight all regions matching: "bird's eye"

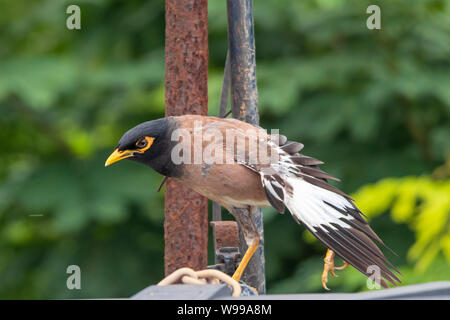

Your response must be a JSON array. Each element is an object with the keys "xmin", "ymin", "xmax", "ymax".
[{"xmin": 136, "ymin": 138, "xmax": 148, "ymax": 149}]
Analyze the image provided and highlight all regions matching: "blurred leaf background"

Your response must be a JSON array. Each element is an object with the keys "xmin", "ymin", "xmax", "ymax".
[{"xmin": 0, "ymin": 0, "xmax": 449, "ymax": 298}]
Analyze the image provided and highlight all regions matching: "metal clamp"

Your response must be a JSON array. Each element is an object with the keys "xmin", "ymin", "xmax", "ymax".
[{"xmin": 208, "ymin": 221, "xmax": 241, "ymax": 276}]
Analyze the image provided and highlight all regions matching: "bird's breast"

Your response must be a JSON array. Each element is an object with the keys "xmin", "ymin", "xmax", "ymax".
[{"xmin": 177, "ymin": 163, "xmax": 270, "ymax": 210}]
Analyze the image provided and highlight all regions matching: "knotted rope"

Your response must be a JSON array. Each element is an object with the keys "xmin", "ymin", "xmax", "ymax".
[{"xmin": 157, "ymin": 267, "xmax": 242, "ymax": 297}]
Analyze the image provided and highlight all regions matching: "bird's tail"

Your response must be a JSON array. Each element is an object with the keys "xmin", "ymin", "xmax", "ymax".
[
  {"xmin": 283, "ymin": 175, "xmax": 401, "ymax": 288},
  {"xmin": 253, "ymin": 136, "xmax": 401, "ymax": 287}
]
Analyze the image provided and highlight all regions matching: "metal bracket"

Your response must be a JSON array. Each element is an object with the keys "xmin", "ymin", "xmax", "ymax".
[
  {"xmin": 208, "ymin": 221, "xmax": 241, "ymax": 276},
  {"xmin": 209, "ymin": 247, "xmax": 241, "ymax": 276}
]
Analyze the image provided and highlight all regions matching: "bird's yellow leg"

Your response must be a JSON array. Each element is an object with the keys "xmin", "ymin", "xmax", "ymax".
[
  {"xmin": 321, "ymin": 249, "xmax": 349, "ymax": 290},
  {"xmin": 232, "ymin": 238, "xmax": 260, "ymax": 282}
]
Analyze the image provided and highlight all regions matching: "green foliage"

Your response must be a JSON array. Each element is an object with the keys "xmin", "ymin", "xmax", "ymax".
[
  {"xmin": 0, "ymin": 0, "xmax": 449, "ymax": 298},
  {"xmin": 353, "ymin": 175, "xmax": 450, "ymax": 272}
]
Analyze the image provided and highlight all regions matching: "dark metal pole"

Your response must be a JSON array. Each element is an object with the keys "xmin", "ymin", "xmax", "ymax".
[
  {"xmin": 227, "ymin": 0, "xmax": 266, "ymax": 293},
  {"xmin": 164, "ymin": 0, "xmax": 209, "ymax": 275},
  {"xmin": 212, "ymin": 52, "xmax": 231, "ymax": 223}
]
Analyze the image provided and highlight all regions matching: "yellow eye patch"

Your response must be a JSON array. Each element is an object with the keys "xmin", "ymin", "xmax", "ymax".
[
  {"xmin": 135, "ymin": 136, "xmax": 155, "ymax": 153},
  {"xmin": 105, "ymin": 136, "xmax": 155, "ymax": 167}
]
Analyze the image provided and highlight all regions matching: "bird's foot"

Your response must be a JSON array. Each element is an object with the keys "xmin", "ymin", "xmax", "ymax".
[
  {"xmin": 232, "ymin": 238, "xmax": 259, "ymax": 283},
  {"xmin": 321, "ymin": 249, "xmax": 349, "ymax": 290}
]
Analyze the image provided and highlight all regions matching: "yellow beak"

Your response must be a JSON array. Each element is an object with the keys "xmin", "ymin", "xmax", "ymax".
[{"xmin": 105, "ymin": 148, "xmax": 135, "ymax": 167}]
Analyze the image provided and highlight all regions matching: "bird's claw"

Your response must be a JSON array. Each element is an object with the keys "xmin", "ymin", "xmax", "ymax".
[
  {"xmin": 321, "ymin": 257, "xmax": 334, "ymax": 291},
  {"xmin": 321, "ymin": 249, "xmax": 349, "ymax": 291}
]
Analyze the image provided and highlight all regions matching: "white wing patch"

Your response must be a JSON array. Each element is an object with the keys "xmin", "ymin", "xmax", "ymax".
[
  {"xmin": 284, "ymin": 176, "xmax": 353, "ymax": 231},
  {"xmin": 241, "ymin": 136, "xmax": 401, "ymax": 288}
]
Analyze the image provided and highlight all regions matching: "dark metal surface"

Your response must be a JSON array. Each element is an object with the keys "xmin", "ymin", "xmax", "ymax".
[
  {"xmin": 164, "ymin": 0, "xmax": 209, "ymax": 275},
  {"xmin": 212, "ymin": 202, "xmax": 222, "ymax": 222},
  {"xmin": 227, "ymin": 0, "xmax": 259, "ymax": 125},
  {"xmin": 209, "ymin": 247, "xmax": 241, "ymax": 276},
  {"xmin": 226, "ymin": 0, "xmax": 266, "ymax": 294},
  {"xmin": 209, "ymin": 221, "xmax": 241, "ymax": 275},
  {"xmin": 131, "ymin": 284, "xmax": 232, "ymax": 300},
  {"xmin": 229, "ymin": 281, "xmax": 450, "ymax": 300},
  {"xmin": 219, "ymin": 51, "xmax": 231, "ymax": 120},
  {"xmin": 130, "ymin": 281, "xmax": 450, "ymax": 300},
  {"xmin": 212, "ymin": 51, "xmax": 231, "ymax": 222}
]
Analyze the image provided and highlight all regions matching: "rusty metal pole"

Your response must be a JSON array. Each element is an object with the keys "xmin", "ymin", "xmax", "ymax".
[
  {"xmin": 164, "ymin": 0, "xmax": 209, "ymax": 275},
  {"xmin": 227, "ymin": 0, "xmax": 266, "ymax": 293}
]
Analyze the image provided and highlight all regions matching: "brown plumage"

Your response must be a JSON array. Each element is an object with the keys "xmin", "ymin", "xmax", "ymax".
[{"xmin": 105, "ymin": 115, "xmax": 401, "ymax": 289}]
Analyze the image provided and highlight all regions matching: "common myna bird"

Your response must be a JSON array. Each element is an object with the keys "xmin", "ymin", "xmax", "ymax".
[{"xmin": 106, "ymin": 115, "xmax": 401, "ymax": 290}]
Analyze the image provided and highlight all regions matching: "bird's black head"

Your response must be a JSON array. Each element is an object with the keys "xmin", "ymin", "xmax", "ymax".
[{"xmin": 105, "ymin": 117, "xmax": 178, "ymax": 176}]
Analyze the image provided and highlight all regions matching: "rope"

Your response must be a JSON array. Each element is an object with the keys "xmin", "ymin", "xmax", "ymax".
[{"xmin": 157, "ymin": 267, "xmax": 242, "ymax": 297}]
